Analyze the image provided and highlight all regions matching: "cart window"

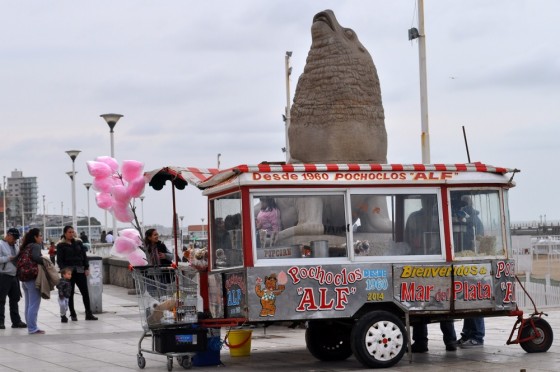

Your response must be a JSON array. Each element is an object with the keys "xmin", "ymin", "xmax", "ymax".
[
  {"xmin": 450, "ymin": 190, "xmax": 504, "ymax": 257},
  {"xmin": 351, "ymin": 193, "xmax": 442, "ymax": 257},
  {"xmin": 210, "ymin": 193, "xmax": 243, "ymax": 269},
  {"xmin": 253, "ymin": 194, "xmax": 347, "ymax": 259}
]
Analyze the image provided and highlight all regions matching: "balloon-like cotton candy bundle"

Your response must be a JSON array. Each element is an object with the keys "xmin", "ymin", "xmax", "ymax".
[
  {"xmin": 128, "ymin": 248, "xmax": 148, "ymax": 266},
  {"xmin": 121, "ymin": 160, "xmax": 144, "ymax": 182}
]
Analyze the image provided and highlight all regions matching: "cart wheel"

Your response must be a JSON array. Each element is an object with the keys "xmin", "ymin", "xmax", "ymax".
[
  {"xmin": 351, "ymin": 310, "xmax": 407, "ymax": 368},
  {"xmin": 520, "ymin": 318, "xmax": 553, "ymax": 353},
  {"xmin": 306, "ymin": 320, "xmax": 353, "ymax": 361},
  {"xmin": 167, "ymin": 356, "xmax": 173, "ymax": 371},
  {"xmin": 137, "ymin": 354, "xmax": 146, "ymax": 369},
  {"xmin": 180, "ymin": 356, "xmax": 192, "ymax": 369}
]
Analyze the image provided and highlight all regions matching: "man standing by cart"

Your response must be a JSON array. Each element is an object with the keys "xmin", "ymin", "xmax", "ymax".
[
  {"xmin": 454, "ymin": 194, "xmax": 485, "ymax": 348},
  {"xmin": 405, "ymin": 195, "xmax": 457, "ymax": 352},
  {"xmin": 0, "ymin": 228, "xmax": 27, "ymax": 330}
]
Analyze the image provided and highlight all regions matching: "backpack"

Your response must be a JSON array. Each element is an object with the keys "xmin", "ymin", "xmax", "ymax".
[{"xmin": 16, "ymin": 245, "xmax": 38, "ymax": 282}]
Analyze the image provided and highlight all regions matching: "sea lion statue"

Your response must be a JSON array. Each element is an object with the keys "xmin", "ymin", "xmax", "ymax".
[
  {"xmin": 270, "ymin": 10, "xmax": 391, "ymax": 245},
  {"xmin": 288, "ymin": 9, "xmax": 387, "ymax": 164}
]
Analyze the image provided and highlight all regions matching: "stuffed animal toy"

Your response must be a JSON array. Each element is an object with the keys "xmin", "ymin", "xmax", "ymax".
[{"xmin": 146, "ymin": 298, "xmax": 177, "ymax": 326}]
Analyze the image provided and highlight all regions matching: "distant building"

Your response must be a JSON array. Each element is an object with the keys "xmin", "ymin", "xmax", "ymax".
[{"xmin": 6, "ymin": 170, "xmax": 38, "ymax": 229}]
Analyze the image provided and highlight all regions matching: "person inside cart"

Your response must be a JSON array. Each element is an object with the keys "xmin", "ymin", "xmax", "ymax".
[
  {"xmin": 404, "ymin": 195, "xmax": 441, "ymax": 255},
  {"xmin": 213, "ymin": 218, "xmax": 231, "ymax": 250},
  {"xmin": 255, "ymin": 197, "xmax": 281, "ymax": 248},
  {"xmin": 452, "ymin": 193, "xmax": 486, "ymax": 348},
  {"xmin": 405, "ymin": 195, "xmax": 458, "ymax": 352}
]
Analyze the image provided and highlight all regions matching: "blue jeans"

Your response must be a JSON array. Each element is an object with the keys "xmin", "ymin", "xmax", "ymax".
[
  {"xmin": 58, "ymin": 297, "xmax": 69, "ymax": 316},
  {"xmin": 413, "ymin": 320, "xmax": 457, "ymax": 346},
  {"xmin": 461, "ymin": 317, "xmax": 485, "ymax": 343},
  {"xmin": 21, "ymin": 280, "xmax": 42, "ymax": 334}
]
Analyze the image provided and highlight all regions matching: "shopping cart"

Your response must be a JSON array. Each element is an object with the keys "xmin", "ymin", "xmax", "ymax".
[{"xmin": 131, "ymin": 265, "xmax": 205, "ymax": 371}]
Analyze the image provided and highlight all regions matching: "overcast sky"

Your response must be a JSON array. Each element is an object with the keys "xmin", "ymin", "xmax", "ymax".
[{"xmin": 1, "ymin": 0, "xmax": 558, "ymax": 231}]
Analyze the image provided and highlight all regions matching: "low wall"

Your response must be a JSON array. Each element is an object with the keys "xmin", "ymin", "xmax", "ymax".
[{"xmin": 101, "ymin": 256, "xmax": 135, "ymax": 289}]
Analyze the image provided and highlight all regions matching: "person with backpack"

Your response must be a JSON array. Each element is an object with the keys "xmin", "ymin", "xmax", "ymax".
[
  {"xmin": 0, "ymin": 228, "xmax": 27, "ymax": 330},
  {"xmin": 56, "ymin": 225, "xmax": 98, "ymax": 321},
  {"xmin": 16, "ymin": 228, "xmax": 45, "ymax": 335}
]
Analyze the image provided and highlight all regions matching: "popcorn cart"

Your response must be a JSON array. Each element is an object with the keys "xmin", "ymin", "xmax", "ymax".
[
  {"xmin": 131, "ymin": 266, "xmax": 202, "ymax": 371},
  {"xmin": 185, "ymin": 162, "xmax": 553, "ymax": 368}
]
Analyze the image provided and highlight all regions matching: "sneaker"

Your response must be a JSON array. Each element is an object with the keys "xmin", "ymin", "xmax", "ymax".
[
  {"xmin": 0, "ymin": 324, "xmax": 5, "ymax": 330},
  {"xmin": 12, "ymin": 322, "xmax": 27, "ymax": 328},
  {"xmin": 71, "ymin": 315, "xmax": 78, "ymax": 321},
  {"xmin": 85, "ymin": 313, "xmax": 98, "ymax": 321},
  {"xmin": 410, "ymin": 342, "xmax": 428, "ymax": 353},
  {"xmin": 30, "ymin": 330, "xmax": 45, "ymax": 335},
  {"xmin": 458, "ymin": 338, "xmax": 483, "ymax": 348},
  {"xmin": 445, "ymin": 341, "xmax": 457, "ymax": 351},
  {"xmin": 61, "ymin": 315, "xmax": 68, "ymax": 323},
  {"xmin": 456, "ymin": 336, "xmax": 468, "ymax": 345}
]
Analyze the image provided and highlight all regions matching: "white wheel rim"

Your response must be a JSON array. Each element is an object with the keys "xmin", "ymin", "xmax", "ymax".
[
  {"xmin": 364, "ymin": 320, "xmax": 404, "ymax": 361},
  {"xmin": 531, "ymin": 326, "xmax": 545, "ymax": 345}
]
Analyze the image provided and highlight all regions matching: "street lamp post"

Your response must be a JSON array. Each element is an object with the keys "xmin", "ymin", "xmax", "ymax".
[
  {"xmin": 139, "ymin": 196, "xmax": 145, "ymax": 233},
  {"xmin": 84, "ymin": 183, "xmax": 92, "ymax": 242},
  {"xmin": 2, "ymin": 176, "xmax": 7, "ymax": 234},
  {"xmin": 100, "ymin": 113, "xmax": 123, "ymax": 237},
  {"xmin": 60, "ymin": 201, "xmax": 64, "ymax": 233},
  {"xmin": 179, "ymin": 215, "xmax": 184, "ymax": 245},
  {"xmin": 66, "ymin": 150, "xmax": 81, "ymax": 228},
  {"xmin": 66, "ymin": 170, "xmax": 78, "ymax": 229},
  {"xmin": 42, "ymin": 195, "xmax": 46, "ymax": 237},
  {"xmin": 201, "ymin": 218, "xmax": 205, "ymax": 246},
  {"xmin": 20, "ymin": 197, "xmax": 24, "ymax": 231}
]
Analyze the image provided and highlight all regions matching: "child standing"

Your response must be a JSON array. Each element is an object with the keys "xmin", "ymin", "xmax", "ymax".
[
  {"xmin": 48, "ymin": 241, "xmax": 56, "ymax": 265},
  {"xmin": 56, "ymin": 267, "xmax": 72, "ymax": 323}
]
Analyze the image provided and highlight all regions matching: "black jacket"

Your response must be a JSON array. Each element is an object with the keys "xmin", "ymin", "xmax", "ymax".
[
  {"xmin": 56, "ymin": 278, "xmax": 72, "ymax": 299},
  {"xmin": 147, "ymin": 241, "xmax": 173, "ymax": 266},
  {"xmin": 56, "ymin": 238, "xmax": 89, "ymax": 272}
]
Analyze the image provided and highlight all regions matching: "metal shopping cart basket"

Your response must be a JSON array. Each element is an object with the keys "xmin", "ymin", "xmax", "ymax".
[{"xmin": 131, "ymin": 265, "xmax": 205, "ymax": 371}]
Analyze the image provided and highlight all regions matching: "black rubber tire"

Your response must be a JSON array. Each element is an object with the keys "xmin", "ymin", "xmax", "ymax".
[
  {"xmin": 305, "ymin": 320, "xmax": 353, "ymax": 361},
  {"xmin": 181, "ymin": 356, "xmax": 192, "ymax": 369},
  {"xmin": 351, "ymin": 311, "xmax": 407, "ymax": 368},
  {"xmin": 137, "ymin": 354, "xmax": 146, "ymax": 369},
  {"xmin": 520, "ymin": 317, "xmax": 553, "ymax": 353}
]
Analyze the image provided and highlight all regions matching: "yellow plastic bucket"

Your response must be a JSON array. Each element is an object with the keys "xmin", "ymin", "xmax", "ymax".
[{"xmin": 225, "ymin": 329, "xmax": 252, "ymax": 357}]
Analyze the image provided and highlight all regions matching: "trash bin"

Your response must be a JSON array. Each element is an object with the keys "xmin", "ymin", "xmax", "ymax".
[{"xmin": 87, "ymin": 256, "xmax": 103, "ymax": 314}]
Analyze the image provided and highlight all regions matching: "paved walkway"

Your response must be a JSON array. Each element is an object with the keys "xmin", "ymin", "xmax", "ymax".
[{"xmin": 0, "ymin": 284, "xmax": 558, "ymax": 371}]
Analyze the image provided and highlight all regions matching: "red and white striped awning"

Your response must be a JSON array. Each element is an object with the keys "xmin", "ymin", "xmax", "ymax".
[{"xmin": 197, "ymin": 162, "xmax": 518, "ymax": 189}]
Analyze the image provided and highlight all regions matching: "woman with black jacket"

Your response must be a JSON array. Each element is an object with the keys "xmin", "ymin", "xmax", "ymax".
[{"xmin": 56, "ymin": 225, "xmax": 98, "ymax": 321}]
